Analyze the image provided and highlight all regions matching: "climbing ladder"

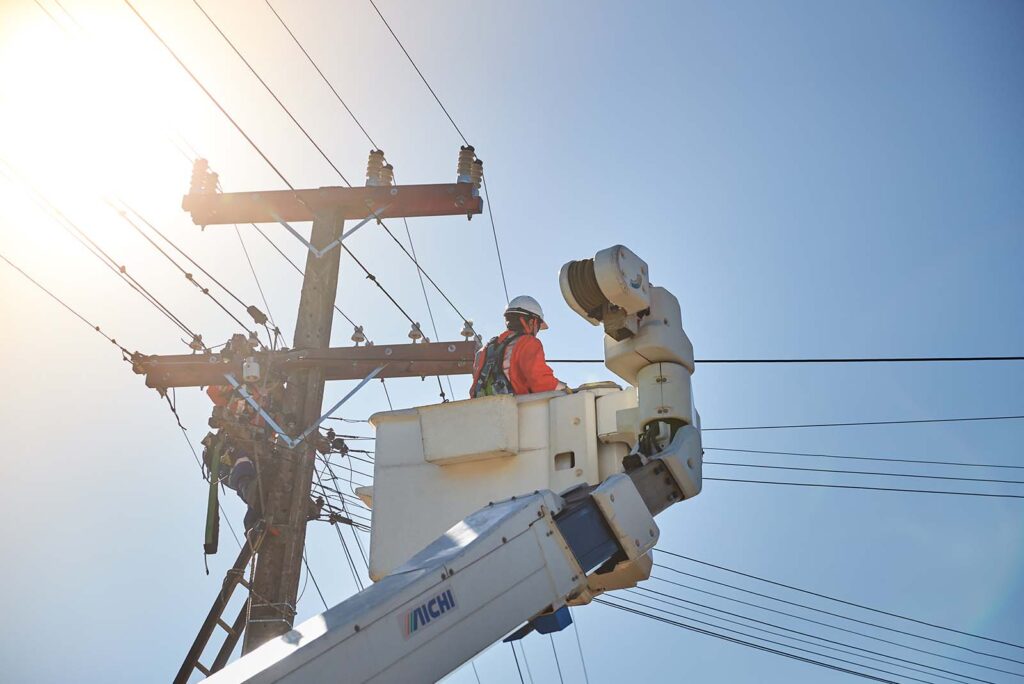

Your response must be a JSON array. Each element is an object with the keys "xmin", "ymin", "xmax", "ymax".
[{"xmin": 174, "ymin": 527, "xmax": 266, "ymax": 684}]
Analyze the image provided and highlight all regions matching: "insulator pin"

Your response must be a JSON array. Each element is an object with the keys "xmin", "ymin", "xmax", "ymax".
[
  {"xmin": 456, "ymin": 145, "xmax": 475, "ymax": 183},
  {"xmin": 351, "ymin": 325, "xmax": 366, "ymax": 346},
  {"xmin": 365, "ymin": 149, "xmax": 386, "ymax": 186},
  {"xmin": 189, "ymin": 158, "xmax": 219, "ymax": 195}
]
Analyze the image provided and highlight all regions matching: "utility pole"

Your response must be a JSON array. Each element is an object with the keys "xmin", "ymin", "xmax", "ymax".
[
  {"xmin": 148, "ymin": 150, "xmax": 485, "ymax": 660},
  {"xmin": 243, "ymin": 207, "xmax": 343, "ymax": 650}
]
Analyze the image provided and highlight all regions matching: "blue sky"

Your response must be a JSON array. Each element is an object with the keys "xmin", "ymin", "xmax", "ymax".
[{"xmin": 0, "ymin": 0, "xmax": 1021, "ymax": 682}]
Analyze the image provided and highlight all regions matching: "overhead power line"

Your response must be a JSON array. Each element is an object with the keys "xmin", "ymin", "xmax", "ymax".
[
  {"xmin": 0, "ymin": 250, "xmax": 131, "ymax": 356},
  {"xmin": 705, "ymin": 446, "xmax": 1024, "ymax": 471},
  {"xmin": 703, "ymin": 461, "xmax": 1024, "ymax": 486},
  {"xmin": 659, "ymin": 551, "xmax": 1024, "ymax": 654},
  {"xmin": 706, "ymin": 477, "xmax": 1024, "ymax": 500},
  {"xmin": 595, "ymin": 598, "xmax": 896, "ymax": 683},
  {"xmin": 548, "ymin": 356, "xmax": 1024, "ymax": 364},
  {"xmin": 122, "ymin": 0, "xmax": 294, "ymax": 191},
  {"xmin": 645, "ymin": 573, "xmax": 1024, "ymax": 680},
  {"xmin": 366, "ymin": 0, "xmax": 510, "ymax": 303},
  {"xmin": 704, "ymin": 415, "xmax": 1024, "ymax": 432},
  {"xmin": 615, "ymin": 592, "xmax": 960, "ymax": 684}
]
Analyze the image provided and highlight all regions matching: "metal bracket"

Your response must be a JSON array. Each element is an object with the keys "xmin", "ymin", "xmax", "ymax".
[
  {"xmin": 270, "ymin": 205, "xmax": 389, "ymax": 258},
  {"xmin": 223, "ymin": 365, "xmax": 385, "ymax": 449}
]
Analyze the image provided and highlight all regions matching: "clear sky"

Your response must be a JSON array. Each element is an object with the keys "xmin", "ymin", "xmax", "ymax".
[{"xmin": 0, "ymin": 0, "xmax": 1021, "ymax": 682}]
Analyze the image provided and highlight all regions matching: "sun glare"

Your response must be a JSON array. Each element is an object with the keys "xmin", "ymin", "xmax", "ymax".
[{"xmin": 0, "ymin": 4, "xmax": 199, "ymax": 214}]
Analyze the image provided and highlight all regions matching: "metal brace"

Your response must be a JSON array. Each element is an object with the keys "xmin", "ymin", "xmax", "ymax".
[
  {"xmin": 223, "ymin": 365, "xmax": 386, "ymax": 450},
  {"xmin": 270, "ymin": 205, "xmax": 390, "ymax": 258}
]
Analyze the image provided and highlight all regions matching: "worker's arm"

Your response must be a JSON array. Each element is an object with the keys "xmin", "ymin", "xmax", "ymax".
[{"xmin": 516, "ymin": 336, "xmax": 566, "ymax": 393}]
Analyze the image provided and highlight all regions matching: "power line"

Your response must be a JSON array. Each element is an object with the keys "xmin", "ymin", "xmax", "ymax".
[
  {"xmin": 547, "ymin": 356, "xmax": 1024, "ymax": 364},
  {"xmin": 1, "ymin": 164, "xmax": 202, "ymax": 343},
  {"xmin": 262, "ymin": 0, "xmax": 379, "ymax": 150},
  {"xmin": 548, "ymin": 635, "xmax": 565, "ymax": 684},
  {"xmin": 110, "ymin": 203, "xmax": 262, "ymax": 341},
  {"xmin": 706, "ymin": 477, "xmax": 1024, "ymax": 500},
  {"xmin": 645, "ymin": 573, "xmax": 1024, "ymax": 680},
  {"xmin": 366, "ymin": 0, "xmax": 468, "ymax": 145},
  {"xmin": 615, "ymin": 592, "xmax": 965, "ymax": 684},
  {"xmin": 659, "ymin": 551, "xmax": 1024, "ymax": 654},
  {"xmin": 122, "ymin": 0, "xmax": 295, "ymax": 191},
  {"xmin": 704, "ymin": 415, "xmax": 1024, "ymax": 432},
  {"xmin": 705, "ymin": 446, "xmax": 1024, "ymax": 471},
  {"xmin": 366, "ymin": 0, "xmax": 511, "ymax": 305},
  {"xmin": 234, "ymin": 225, "xmax": 278, "ymax": 334},
  {"xmin": 569, "ymin": 607, "xmax": 590, "ymax": 684},
  {"xmin": 0, "ymin": 250, "xmax": 131, "ymax": 356},
  {"xmin": 632, "ymin": 585, "xmax": 993, "ymax": 684},
  {"xmin": 250, "ymin": 223, "xmax": 361, "ymax": 332},
  {"xmin": 189, "ymin": 0, "xmax": 353, "ymax": 186},
  {"xmin": 595, "ymin": 598, "xmax": 897, "ymax": 683},
  {"xmin": 181, "ymin": 0, "xmax": 462, "ymax": 336},
  {"xmin": 703, "ymin": 461, "xmax": 1024, "ymax": 486},
  {"xmin": 510, "ymin": 643, "xmax": 525, "ymax": 684},
  {"xmin": 261, "ymin": 0, "xmax": 465, "ymax": 377}
]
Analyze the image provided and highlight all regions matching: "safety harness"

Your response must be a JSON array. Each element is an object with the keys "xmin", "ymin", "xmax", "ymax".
[{"xmin": 471, "ymin": 333, "xmax": 522, "ymax": 397}]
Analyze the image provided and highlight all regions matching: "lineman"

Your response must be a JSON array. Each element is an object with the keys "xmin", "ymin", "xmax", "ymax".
[{"xmin": 470, "ymin": 295, "xmax": 567, "ymax": 397}]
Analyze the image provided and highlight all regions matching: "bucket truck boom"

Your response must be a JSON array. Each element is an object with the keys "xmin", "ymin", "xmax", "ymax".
[{"xmin": 204, "ymin": 245, "xmax": 702, "ymax": 683}]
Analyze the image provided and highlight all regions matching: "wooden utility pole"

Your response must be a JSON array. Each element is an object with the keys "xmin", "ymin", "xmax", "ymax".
[
  {"xmin": 243, "ymin": 208, "xmax": 343, "ymax": 651},
  {"xmin": 152, "ymin": 156, "xmax": 483, "ymax": 658}
]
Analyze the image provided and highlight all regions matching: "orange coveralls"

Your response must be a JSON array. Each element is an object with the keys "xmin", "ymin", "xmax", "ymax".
[{"xmin": 470, "ymin": 330, "xmax": 563, "ymax": 397}]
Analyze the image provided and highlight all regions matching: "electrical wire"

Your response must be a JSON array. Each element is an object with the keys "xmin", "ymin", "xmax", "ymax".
[
  {"xmin": 366, "ymin": 0, "xmax": 510, "ymax": 305},
  {"xmin": 548, "ymin": 635, "xmax": 565, "ymax": 684},
  {"xmin": 250, "ymin": 223, "xmax": 361, "ymax": 331},
  {"xmin": 547, "ymin": 356, "xmax": 1024, "ymax": 364},
  {"xmin": 595, "ymin": 598, "xmax": 896, "ymax": 683},
  {"xmin": 188, "ymin": 0, "xmax": 465, "ymax": 335},
  {"xmin": 1, "ymin": 164, "xmax": 202, "ymax": 343},
  {"xmin": 122, "ymin": 0, "xmax": 295, "ymax": 191},
  {"xmin": 110, "ymin": 203, "xmax": 262, "ymax": 340},
  {"xmin": 705, "ymin": 446, "xmax": 1024, "ymax": 471},
  {"xmin": 706, "ymin": 477, "xmax": 1024, "ymax": 500},
  {"xmin": 510, "ymin": 643, "xmax": 525, "ymax": 684},
  {"xmin": 703, "ymin": 461, "xmax": 1024, "ymax": 486},
  {"xmin": 569, "ymin": 607, "xmax": 590, "ymax": 684},
  {"xmin": 0, "ymin": 250, "xmax": 132, "ymax": 356},
  {"xmin": 189, "ymin": 0, "xmax": 352, "ymax": 186},
  {"xmin": 301, "ymin": 549, "xmax": 330, "ymax": 610},
  {"xmin": 659, "ymin": 551, "xmax": 1024, "ymax": 654},
  {"xmin": 234, "ymin": 225, "xmax": 278, "ymax": 332},
  {"xmin": 631, "ymin": 586, "xmax": 992, "ymax": 684},
  {"xmin": 611, "ymin": 593, "xmax": 951, "ymax": 684},
  {"xmin": 644, "ymin": 574, "xmax": 1023, "ymax": 680},
  {"xmin": 704, "ymin": 415, "xmax": 1024, "ymax": 431},
  {"xmin": 262, "ymin": 0, "xmax": 465, "ymax": 380},
  {"xmin": 262, "ymin": 0, "xmax": 379, "ymax": 150}
]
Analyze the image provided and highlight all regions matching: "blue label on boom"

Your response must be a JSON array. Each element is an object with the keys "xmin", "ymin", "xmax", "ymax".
[{"xmin": 402, "ymin": 587, "xmax": 457, "ymax": 638}]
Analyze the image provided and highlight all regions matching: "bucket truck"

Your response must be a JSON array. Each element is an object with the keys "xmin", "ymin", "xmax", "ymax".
[{"xmin": 205, "ymin": 245, "xmax": 703, "ymax": 683}]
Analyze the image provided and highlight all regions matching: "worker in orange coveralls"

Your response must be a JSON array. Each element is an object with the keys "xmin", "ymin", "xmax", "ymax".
[{"xmin": 470, "ymin": 295, "xmax": 567, "ymax": 397}]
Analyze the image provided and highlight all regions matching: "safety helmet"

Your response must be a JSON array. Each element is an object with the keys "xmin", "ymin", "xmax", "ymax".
[{"xmin": 505, "ymin": 295, "xmax": 548, "ymax": 330}]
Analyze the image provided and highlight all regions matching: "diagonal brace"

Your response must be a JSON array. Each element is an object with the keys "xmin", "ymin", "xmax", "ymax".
[
  {"xmin": 271, "ymin": 206, "xmax": 389, "ymax": 258},
  {"xmin": 223, "ymin": 365, "xmax": 385, "ymax": 449}
]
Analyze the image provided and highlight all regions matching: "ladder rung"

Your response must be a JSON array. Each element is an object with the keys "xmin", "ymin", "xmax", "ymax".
[
  {"xmin": 216, "ymin": 618, "xmax": 237, "ymax": 637},
  {"xmin": 195, "ymin": 662, "xmax": 211, "ymax": 676}
]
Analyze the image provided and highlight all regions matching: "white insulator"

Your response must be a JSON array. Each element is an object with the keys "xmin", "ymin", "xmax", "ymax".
[
  {"xmin": 408, "ymin": 322, "xmax": 423, "ymax": 341},
  {"xmin": 351, "ymin": 325, "xmax": 366, "ymax": 345},
  {"xmin": 460, "ymin": 320, "xmax": 475, "ymax": 339}
]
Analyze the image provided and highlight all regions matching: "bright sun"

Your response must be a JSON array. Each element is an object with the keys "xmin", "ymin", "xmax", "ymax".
[{"xmin": 0, "ymin": 2, "xmax": 200, "ymax": 212}]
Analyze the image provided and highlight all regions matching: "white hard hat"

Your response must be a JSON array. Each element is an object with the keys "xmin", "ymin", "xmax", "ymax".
[{"xmin": 505, "ymin": 295, "xmax": 549, "ymax": 330}]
